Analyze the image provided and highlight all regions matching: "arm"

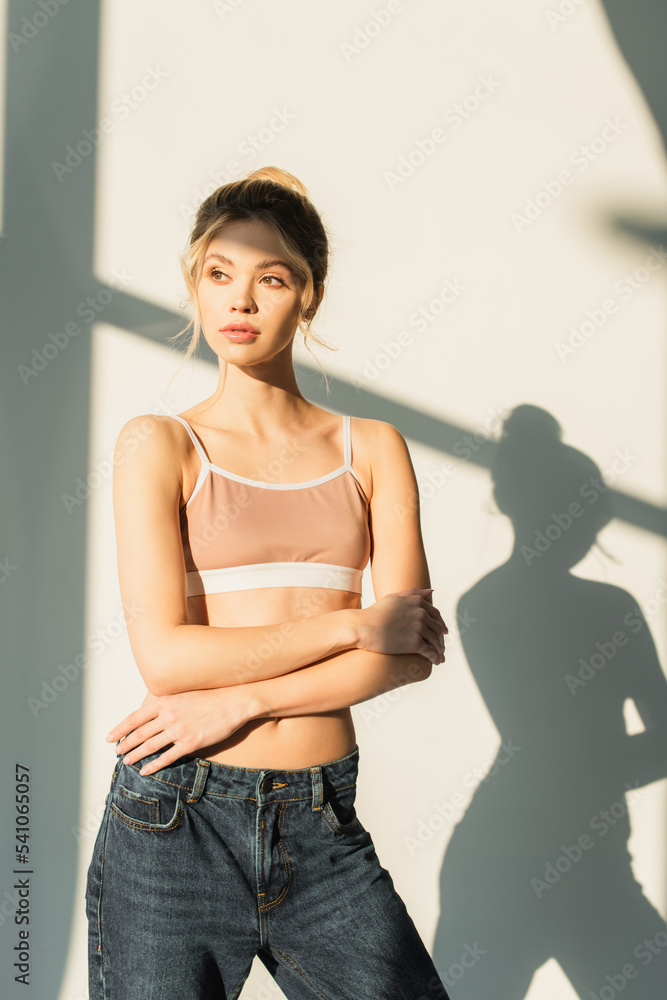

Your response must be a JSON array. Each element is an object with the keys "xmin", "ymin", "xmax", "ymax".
[
  {"xmin": 109, "ymin": 420, "xmax": 446, "ymax": 772},
  {"xmin": 114, "ymin": 414, "xmax": 360, "ymax": 696},
  {"xmin": 111, "ymin": 645, "xmax": 433, "ymax": 774},
  {"xmin": 246, "ymin": 419, "xmax": 441, "ymax": 715},
  {"xmin": 246, "ymin": 647, "xmax": 432, "ymax": 718}
]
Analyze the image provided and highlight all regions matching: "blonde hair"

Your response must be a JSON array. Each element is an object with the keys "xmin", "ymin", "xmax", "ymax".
[{"xmin": 166, "ymin": 166, "xmax": 335, "ymax": 394}]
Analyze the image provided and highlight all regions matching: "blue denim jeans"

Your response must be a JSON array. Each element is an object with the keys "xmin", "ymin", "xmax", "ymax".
[{"xmin": 86, "ymin": 740, "xmax": 450, "ymax": 999}]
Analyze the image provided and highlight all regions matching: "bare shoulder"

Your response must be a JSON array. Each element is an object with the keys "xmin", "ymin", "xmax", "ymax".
[
  {"xmin": 112, "ymin": 414, "xmax": 190, "ymax": 505},
  {"xmin": 114, "ymin": 413, "xmax": 188, "ymax": 461},
  {"xmin": 350, "ymin": 417, "xmax": 406, "ymax": 447},
  {"xmin": 354, "ymin": 418, "xmax": 411, "ymax": 466},
  {"xmin": 349, "ymin": 418, "xmax": 413, "ymax": 503}
]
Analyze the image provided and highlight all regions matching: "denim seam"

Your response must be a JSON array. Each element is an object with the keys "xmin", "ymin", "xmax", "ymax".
[
  {"xmin": 109, "ymin": 796, "xmax": 184, "ymax": 832},
  {"xmin": 124, "ymin": 762, "xmax": 192, "ymax": 792},
  {"xmin": 94, "ymin": 806, "xmax": 111, "ymax": 958},
  {"xmin": 258, "ymin": 812, "xmax": 266, "ymax": 902},
  {"xmin": 322, "ymin": 801, "xmax": 357, "ymax": 836},
  {"xmin": 227, "ymin": 978, "xmax": 247, "ymax": 1000},
  {"xmin": 205, "ymin": 792, "xmax": 258, "ymax": 801},
  {"xmin": 123, "ymin": 761, "xmax": 356, "ymax": 799},
  {"xmin": 94, "ymin": 785, "xmax": 115, "ymax": 997},
  {"xmin": 259, "ymin": 802, "xmax": 291, "ymax": 912},
  {"xmin": 272, "ymin": 946, "xmax": 331, "ymax": 1000},
  {"xmin": 118, "ymin": 786, "xmax": 159, "ymax": 825},
  {"xmin": 203, "ymin": 784, "xmax": 355, "ymax": 802},
  {"xmin": 96, "ymin": 760, "xmax": 121, "ymax": 964}
]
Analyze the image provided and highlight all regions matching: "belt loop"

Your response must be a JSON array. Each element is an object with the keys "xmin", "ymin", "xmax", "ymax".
[
  {"xmin": 186, "ymin": 760, "xmax": 210, "ymax": 804},
  {"xmin": 310, "ymin": 765, "xmax": 323, "ymax": 811},
  {"xmin": 111, "ymin": 754, "xmax": 122, "ymax": 785}
]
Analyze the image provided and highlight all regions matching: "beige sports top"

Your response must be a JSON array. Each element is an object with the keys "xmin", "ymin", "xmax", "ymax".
[{"xmin": 171, "ymin": 414, "xmax": 372, "ymax": 597}]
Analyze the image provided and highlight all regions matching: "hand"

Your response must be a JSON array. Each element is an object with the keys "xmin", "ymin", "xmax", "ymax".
[
  {"xmin": 357, "ymin": 588, "xmax": 448, "ymax": 664},
  {"xmin": 104, "ymin": 687, "xmax": 264, "ymax": 775}
]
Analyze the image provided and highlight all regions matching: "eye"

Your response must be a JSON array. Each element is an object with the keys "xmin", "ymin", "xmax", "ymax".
[
  {"xmin": 261, "ymin": 275, "xmax": 286, "ymax": 287},
  {"xmin": 204, "ymin": 268, "xmax": 287, "ymax": 286}
]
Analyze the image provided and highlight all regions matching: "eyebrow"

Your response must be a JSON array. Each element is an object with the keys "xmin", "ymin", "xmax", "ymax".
[{"xmin": 203, "ymin": 252, "xmax": 294, "ymax": 274}]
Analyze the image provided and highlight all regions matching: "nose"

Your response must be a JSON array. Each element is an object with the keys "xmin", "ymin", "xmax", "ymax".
[{"xmin": 228, "ymin": 281, "xmax": 258, "ymax": 313}]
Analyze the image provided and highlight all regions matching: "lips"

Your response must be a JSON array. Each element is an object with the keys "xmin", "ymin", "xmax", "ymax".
[{"xmin": 220, "ymin": 323, "xmax": 260, "ymax": 335}]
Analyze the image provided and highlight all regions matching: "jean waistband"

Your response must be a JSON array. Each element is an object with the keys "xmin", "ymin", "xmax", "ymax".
[{"xmin": 113, "ymin": 741, "xmax": 360, "ymax": 806}]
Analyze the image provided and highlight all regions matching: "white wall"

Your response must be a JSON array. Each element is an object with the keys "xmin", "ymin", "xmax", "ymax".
[{"xmin": 1, "ymin": 2, "xmax": 665, "ymax": 998}]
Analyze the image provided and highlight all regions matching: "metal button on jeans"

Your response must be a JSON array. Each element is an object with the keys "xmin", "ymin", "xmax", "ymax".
[{"xmin": 260, "ymin": 778, "xmax": 272, "ymax": 794}]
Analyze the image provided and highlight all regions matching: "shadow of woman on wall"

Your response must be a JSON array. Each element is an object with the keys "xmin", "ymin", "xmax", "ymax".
[{"xmin": 434, "ymin": 404, "xmax": 667, "ymax": 999}]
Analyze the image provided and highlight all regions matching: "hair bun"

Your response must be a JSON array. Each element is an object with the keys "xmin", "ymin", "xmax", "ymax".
[
  {"xmin": 491, "ymin": 403, "xmax": 614, "ymax": 533},
  {"xmin": 500, "ymin": 404, "xmax": 562, "ymax": 448},
  {"xmin": 245, "ymin": 166, "xmax": 310, "ymax": 199}
]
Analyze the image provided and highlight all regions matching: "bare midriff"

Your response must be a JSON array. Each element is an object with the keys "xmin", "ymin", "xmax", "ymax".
[{"xmin": 139, "ymin": 585, "xmax": 363, "ymax": 770}]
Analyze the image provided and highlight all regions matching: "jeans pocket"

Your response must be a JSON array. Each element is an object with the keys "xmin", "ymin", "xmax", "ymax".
[
  {"xmin": 109, "ymin": 764, "xmax": 184, "ymax": 832},
  {"xmin": 322, "ymin": 780, "xmax": 359, "ymax": 835}
]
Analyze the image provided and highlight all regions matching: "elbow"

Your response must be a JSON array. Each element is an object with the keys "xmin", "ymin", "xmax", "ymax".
[
  {"xmin": 143, "ymin": 675, "xmax": 171, "ymax": 698},
  {"xmin": 415, "ymin": 659, "xmax": 433, "ymax": 683},
  {"xmin": 401, "ymin": 654, "xmax": 433, "ymax": 686},
  {"xmin": 136, "ymin": 660, "xmax": 170, "ymax": 698},
  {"xmin": 132, "ymin": 629, "xmax": 179, "ymax": 697},
  {"xmin": 142, "ymin": 655, "xmax": 180, "ymax": 697},
  {"xmin": 142, "ymin": 665, "xmax": 181, "ymax": 698}
]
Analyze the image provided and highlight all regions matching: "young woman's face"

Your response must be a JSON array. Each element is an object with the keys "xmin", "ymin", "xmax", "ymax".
[{"xmin": 196, "ymin": 218, "xmax": 305, "ymax": 365}]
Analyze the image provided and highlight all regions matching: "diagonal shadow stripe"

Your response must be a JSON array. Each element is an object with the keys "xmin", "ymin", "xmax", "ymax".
[{"xmin": 106, "ymin": 293, "xmax": 667, "ymax": 540}]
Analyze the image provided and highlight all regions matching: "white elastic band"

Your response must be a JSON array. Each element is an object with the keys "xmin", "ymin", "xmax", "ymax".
[{"xmin": 186, "ymin": 561, "xmax": 363, "ymax": 596}]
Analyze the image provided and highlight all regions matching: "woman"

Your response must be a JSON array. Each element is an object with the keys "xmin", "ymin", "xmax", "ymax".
[{"xmin": 86, "ymin": 166, "xmax": 450, "ymax": 999}]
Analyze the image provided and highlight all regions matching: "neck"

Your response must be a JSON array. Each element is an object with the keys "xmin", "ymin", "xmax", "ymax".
[{"xmin": 197, "ymin": 352, "xmax": 314, "ymax": 436}]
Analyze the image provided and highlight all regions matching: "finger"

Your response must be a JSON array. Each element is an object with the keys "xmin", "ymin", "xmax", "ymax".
[
  {"xmin": 417, "ymin": 635, "xmax": 443, "ymax": 663},
  {"xmin": 423, "ymin": 616, "xmax": 446, "ymax": 653},
  {"xmin": 114, "ymin": 729, "xmax": 143, "ymax": 755},
  {"xmin": 431, "ymin": 632, "xmax": 446, "ymax": 654},
  {"xmin": 419, "ymin": 639, "xmax": 439, "ymax": 664},
  {"xmin": 424, "ymin": 630, "xmax": 444, "ymax": 660},
  {"xmin": 106, "ymin": 704, "xmax": 159, "ymax": 743},
  {"xmin": 120, "ymin": 726, "xmax": 171, "ymax": 766},
  {"xmin": 116, "ymin": 720, "xmax": 165, "ymax": 759},
  {"xmin": 113, "ymin": 731, "xmax": 139, "ymax": 754},
  {"xmin": 423, "ymin": 601, "xmax": 448, "ymax": 633},
  {"xmin": 137, "ymin": 743, "xmax": 184, "ymax": 776},
  {"xmin": 107, "ymin": 716, "xmax": 141, "ymax": 744},
  {"xmin": 430, "ymin": 607, "xmax": 448, "ymax": 633}
]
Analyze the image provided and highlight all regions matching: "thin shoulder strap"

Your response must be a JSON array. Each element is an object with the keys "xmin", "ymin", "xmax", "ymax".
[
  {"xmin": 343, "ymin": 414, "xmax": 352, "ymax": 467},
  {"xmin": 343, "ymin": 414, "xmax": 362, "ymax": 485},
  {"xmin": 171, "ymin": 415, "xmax": 210, "ymax": 467}
]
